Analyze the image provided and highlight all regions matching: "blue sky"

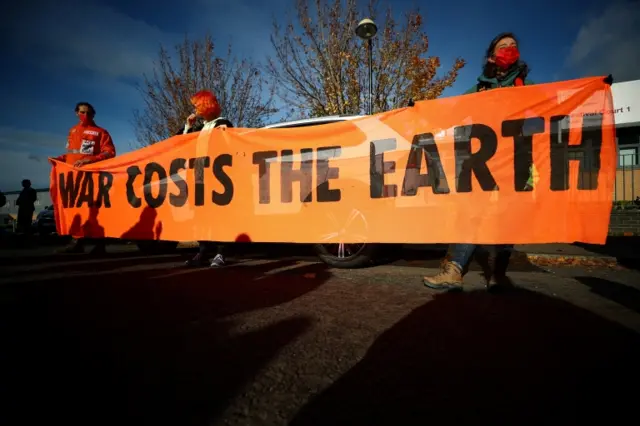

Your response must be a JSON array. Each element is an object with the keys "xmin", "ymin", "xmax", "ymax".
[{"xmin": 0, "ymin": 0, "xmax": 638, "ymax": 190}]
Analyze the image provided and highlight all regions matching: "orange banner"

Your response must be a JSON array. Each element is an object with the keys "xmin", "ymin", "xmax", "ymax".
[{"xmin": 50, "ymin": 76, "xmax": 616, "ymax": 245}]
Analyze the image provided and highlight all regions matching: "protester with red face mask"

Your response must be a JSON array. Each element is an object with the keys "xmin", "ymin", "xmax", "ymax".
[
  {"xmin": 423, "ymin": 32, "xmax": 534, "ymax": 292},
  {"xmin": 54, "ymin": 102, "xmax": 116, "ymax": 254},
  {"xmin": 54, "ymin": 102, "xmax": 116, "ymax": 167},
  {"xmin": 466, "ymin": 32, "xmax": 534, "ymax": 93}
]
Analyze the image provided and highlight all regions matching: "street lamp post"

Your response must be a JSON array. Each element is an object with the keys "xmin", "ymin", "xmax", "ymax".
[{"xmin": 356, "ymin": 18, "xmax": 377, "ymax": 116}]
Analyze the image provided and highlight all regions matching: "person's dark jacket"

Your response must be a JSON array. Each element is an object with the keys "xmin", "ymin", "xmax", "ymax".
[
  {"xmin": 175, "ymin": 116, "xmax": 234, "ymax": 250},
  {"xmin": 17, "ymin": 187, "xmax": 37, "ymax": 211},
  {"xmin": 175, "ymin": 117, "xmax": 234, "ymax": 136},
  {"xmin": 465, "ymin": 64, "xmax": 534, "ymax": 94},
  {"xmin": 463, "ymin": 62, "xmax": 536, "ymax": 189}
]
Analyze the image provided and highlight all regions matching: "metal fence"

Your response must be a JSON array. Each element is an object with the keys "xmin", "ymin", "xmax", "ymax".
[{"xmin": 615, "ymin": 152, "xmax": 640, "ymax": 201}]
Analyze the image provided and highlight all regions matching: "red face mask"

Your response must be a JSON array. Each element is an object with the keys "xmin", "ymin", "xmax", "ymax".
[
  {"xmin": 494, "ymin": 46, "xmax": 520, "ymax": 69},
  {"xmin": 78, "ymin": 113, "xmax": 91, "ymax": 125}
]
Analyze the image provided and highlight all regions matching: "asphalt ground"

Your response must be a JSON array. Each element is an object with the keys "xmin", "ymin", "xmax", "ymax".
[{"xmin": 1, "ymin": 243, "xmax": 640, "ymax": 425}]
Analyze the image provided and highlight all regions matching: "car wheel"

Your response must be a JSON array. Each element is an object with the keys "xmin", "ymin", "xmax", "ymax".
[
  {"xmin": 136, "ymin": 240, "xmax": 179, "ymax": 254},
  {"xmin": 312, "ymin": 242, "xmax": 379, "ymax": 269}
]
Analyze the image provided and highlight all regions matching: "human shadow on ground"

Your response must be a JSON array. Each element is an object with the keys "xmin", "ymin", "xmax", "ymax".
[
  {"xmin": 0, "ymin": 244, "xmax": 313, "ymax": 276},
  {"xmin": 0, "ymin": 206, "xmax": 164, "ymax": 267},
  {"xmin": 290, "ymin": 287, "xmax": 640, "ymax": 426},
  {"xmin": 0, "ymin": 251, "xmax": 188, "ymax": 279},
  {"xmin": 0, "ymin": 258, "xmax": 330, "ymax": 426},
  {"xmin": 0, "ymin": 245, "xmax": 183, "ymax": 268},
  {"xmin": 574, "ymin": 275, "xmax": 640, "ymax": 314},
  {"xmin": 574, "ymin": 236, "xmax": 640, "ymax": 271},
  {"xmin": 389, "ymin": 245, "xmax": 548, "ymax": 273}
]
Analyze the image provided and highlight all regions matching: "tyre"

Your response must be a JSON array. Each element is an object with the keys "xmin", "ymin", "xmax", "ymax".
[
  {"xmin": 312, "ymin": 242, "xmax": 380, "ymax": 269},
  {"xmin": 136, "ymin": 240, "xmax": 179, "ymax": 254}
]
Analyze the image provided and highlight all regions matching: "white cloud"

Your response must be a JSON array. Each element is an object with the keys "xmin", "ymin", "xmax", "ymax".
[
  {"xmin": 64, "ymin": 73, "xmax": 145, "ymax": 115},
  {"xmin": 0, "ymin": 0, "xmax": 284, "ymax": 193},
  {"xmin": 0, "ymin": 127, "xmax": 65, "ymax": 154},
  {"xmin": 0, "ymin": 0, "xmax": 178, "ymax": 79},
  {"xmin": 191, "ymin": 0, "xmax": 278, "ymax": 58},
  {"xmin": 0, "ymin": 123, "xmax": 140, "ymax": 192},
  {"xmin": 5, "ymin": 98, "xmax": 71, "ymax": 125},
  {"xmin": 0, "ymin": 0, "xmax": 279, "ymax": 81},
  {"xmin": 0, "ymin": 151, "xmax": 52, "ymax": 191},
  {"xmin": 565, "ymin": 1, "xmax": 640, "ymax": 82},
  {"xmin": 0, "ymin": 93, "xmax": 140, "ymax": 154},
  {"xmin": 0, "ymin": 126, "xmax": 61, "ymax": 190}
]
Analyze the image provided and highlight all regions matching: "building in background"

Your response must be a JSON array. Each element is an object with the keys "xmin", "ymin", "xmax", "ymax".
[{"xmin": 612, "ymin": 79, "xmax": 640, "ymax": 201}]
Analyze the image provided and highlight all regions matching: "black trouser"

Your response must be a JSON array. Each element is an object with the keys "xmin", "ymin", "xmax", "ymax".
[{"xmin": 17, "ymin": 210, "xmax": 34, "ymax": 234}]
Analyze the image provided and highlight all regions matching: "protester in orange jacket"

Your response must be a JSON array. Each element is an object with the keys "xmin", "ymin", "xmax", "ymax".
[
  {"xmin": 54, "ymin": 102, "xmax": 116, "ymax": 167},
  {"xmin": 55, "ymin": 102, "xmax": 116, "ymax": 254}
]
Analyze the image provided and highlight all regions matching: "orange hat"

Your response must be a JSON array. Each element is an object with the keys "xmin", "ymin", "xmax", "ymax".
[{"xmin": 190, "ymin": 90, "xmax": 221, "ymax": 119}]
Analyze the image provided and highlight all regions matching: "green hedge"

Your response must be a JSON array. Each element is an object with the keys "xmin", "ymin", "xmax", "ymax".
[{"xmin": 613, "ymin": 200, "xmax": 640, "ymax": 210}]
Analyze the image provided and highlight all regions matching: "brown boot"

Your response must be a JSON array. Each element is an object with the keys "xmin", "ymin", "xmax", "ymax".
[
  {"xmin": 440, "ymin": 252, "xmax": 470, "ymax": 276},
  {"xmin": 423, "ymin": 262, "xmax": 464, "ymax": 291}
]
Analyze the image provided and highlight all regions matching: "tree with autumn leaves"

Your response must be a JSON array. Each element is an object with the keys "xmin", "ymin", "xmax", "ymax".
[
  {"xmin": 268, "ymin": 0, "xmax": 465, "ymax": 118},
  {"xmin": 134, "ymin": 0, "xmax": 464, "ymax": 145},
  {"xmin": 133, "ymin": 35, "xmax": 277, "ymax": 147}
]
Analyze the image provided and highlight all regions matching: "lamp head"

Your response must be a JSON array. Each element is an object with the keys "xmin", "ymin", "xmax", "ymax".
[{"xmin": 356, "ymin": 18, "xmax": 377, "ymax": 40}]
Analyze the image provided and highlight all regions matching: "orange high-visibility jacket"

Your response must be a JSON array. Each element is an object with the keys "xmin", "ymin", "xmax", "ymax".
[{"xmin": 56, "ymin": 121, "xmax": 116, "ymax": 164}]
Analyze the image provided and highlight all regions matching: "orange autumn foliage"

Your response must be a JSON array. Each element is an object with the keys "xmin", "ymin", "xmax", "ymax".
[
  {"xmin": 268, "ymin": 0, "xmax": 466, "ymax": 118},
  {"xmin": 133, "ymin": 35, "xmax": 277, "ymax": 147}
]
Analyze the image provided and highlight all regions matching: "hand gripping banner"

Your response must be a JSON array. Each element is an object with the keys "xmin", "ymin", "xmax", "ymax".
[{"xmin": 50, "ymin": 76, "xmax": 616, "ymax": 245}]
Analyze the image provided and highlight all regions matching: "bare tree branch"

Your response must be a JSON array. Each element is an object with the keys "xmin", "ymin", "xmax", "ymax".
[
  {"xmin": 133, "ymin": 34, "xmax": 278, "ymax": 147},
  {"xmin": 267, "ymin": 0, "xmax": 466, "ymax": 119}
]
